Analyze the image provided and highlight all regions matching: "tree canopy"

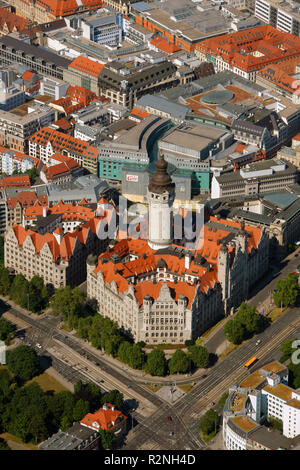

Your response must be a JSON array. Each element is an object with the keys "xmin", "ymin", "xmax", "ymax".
[
  {"xmin": 168, "ymin": 349, "xmax": 189, "ymax": 375},
  {"xmin": 273, "ymin": 274, "xmax": 299, "ymax": 308},
  {"xmin": 188, "ymin": 345, "xmax": 209, "ymax": 369},
  {"xmin": 145, "ymin": 349, "xmax": 167, "ymax": 376},
  {"xmin": 199, "ymin": 409, "xmax": 218, "ymax": 436},
  {"xmin": 6, "ymin": 345, "xmax": 40, "ymax": 382}
]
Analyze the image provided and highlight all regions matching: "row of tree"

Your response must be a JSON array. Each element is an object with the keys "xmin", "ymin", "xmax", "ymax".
[
  {"xmin": 50, "ymin": 287, "xmax": 210, "ymax": 377},
  {"xmin": 223, "ymin": 302, "xmax": 263, "ymax": 345},
  {"xmin": 0, "ymin": 268, "xmax": 51, "ymax": 313},
  {"xmin": 1, "ymin": 345, "xmax": 124, "ymax": 447}
]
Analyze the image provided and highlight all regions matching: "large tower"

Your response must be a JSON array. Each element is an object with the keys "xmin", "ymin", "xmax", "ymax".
[{"xmin": 147, "ymin": 155, "xmax": 175, "ymax": 250}]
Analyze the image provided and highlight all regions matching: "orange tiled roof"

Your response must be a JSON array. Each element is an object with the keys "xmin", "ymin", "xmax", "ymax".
[
  {"xmin": 0, "ymin": 7, "xmax": 28, "ymax": 33},
  {"xmin": 7, "ymin": 191, "xmax": 47, "ymax": 209},
  {"xmin": 80, "ymin": 404, "xmax": 127, "ymax": 432},
  {"xmin": 69, "ymin": 56, "xmax": 105, "ymax": 78},
  {"xmin": 258, "ymin": 63, "xmax": 300, "ymax": 96},
  {"xmin": 11, "ymin": 216, "xmax": 102, "ymax": 261},
  {"xmin": 29, "ymin": 127, "xmax": 98, "ymax": 161},
  {"xmin": 24, "ymin": 201, "xmax": 97, "ymax": 224},
  {"xmin": 197, "ymin": 24, "xmax": 300, "ymax": 73},
  {"xmin": 0, "ymin": 175, "xmax": 31, "ymax": 189},
  {"xmin": 130, "ymin": 107, "xmax": 151, "ymax": 118},
  {"xmin": 52, "ymin": 85, "xmax": 99, "ymax": 115},
  {"xmin": 35, "ymin": 0, "xmax": 104, "ymax": 18},
  {"xmin": 92, "ymin": 216, "xmax": 263, "ymax": 307},
  {"xmin": 150, "ymin": 37, "xmax": 181, "ymax": 54}
]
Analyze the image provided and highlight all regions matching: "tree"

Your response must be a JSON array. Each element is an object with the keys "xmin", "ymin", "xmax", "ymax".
[
  {"xmin": 6, "ymin": 345, "xmax": 39, "ymax": 382},
  {"xmin": 128, "ymin": 344, "xmax": 144, "ymax": 370},
  {"xmin": 188, "ymin": 345, "xmax": 209, "ymax": 368},
  {"xmin": 99, "ymin": 429, "xmax": 115, "ymax": 449},
  {"xmin": 273, "ymin": 274, "xmax": 299, "ymax": 308},
  {"xmin": 235, "ymin": 302, "xmax": 261, "ymax": 336},
  {"xmin": 118, "ymin": 341, "xmax": 132, "ymax": 364},
  {"xmin": 0, "ymin": 266, "xmax": 11, "ymax": 294},
  {"xmin": 185, "ymin": 339, "xmax": 195, "ymax": 347},
  {"xmin": 0, "ymin": 437, "xmax": 10, "ymax": 450},
  {"xmin": 9, "ymin": 274, "xmax": 29, "ymax": 307},
  {"xmin": 60, "ymin": 415, "xmax": 71, "ymax": 432},
  {"xmin": 73, "ymin": 399, "xmax": 89, "ymax": 422},
  {"xmin": 51, "ymin": 286, "xmax": 85, "ymax": 328},
  {"xmin": 145, "ymin": 349, "xmax": 167, "ymax": 376},
  {"xmin": 199, "ymin": 409, "xmax": 218, "ymax": 436},
  {"xmin": 101, "ymin": 390, "xmax": 124, "ymax": 409},
  {"xmin": 168, "ymin": 349, "xmax": 189, "ymax": 375},
  {"xmin": 0, "ymin": 318, "xmax": 15, "ymax": 345},
  {"xmin": 223, "ymin": 319, "xmax": 245, "ymax": 345},
  {"xmin": 28, "ymin": 414, "xmax": 48, "ymax": 444},
  {"xmin": 218, "ymin": 392, "xmax": 229, "ymax": 409},
  {"xmin": 280, "ymin": 339, "xmax": 297, "ymax": 362}
]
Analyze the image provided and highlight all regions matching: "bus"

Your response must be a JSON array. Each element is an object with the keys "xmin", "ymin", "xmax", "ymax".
[{"xmin": 244, "ymin": 356, "xmax": 258, "ymax": 368}]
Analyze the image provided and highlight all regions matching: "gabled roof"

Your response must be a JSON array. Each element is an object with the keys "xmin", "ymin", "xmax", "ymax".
[
  {"xmin": 69, "ymin": 56, "xmax": 105, "ymax": 78},
  {"xmin": 80, "ymin": 404, "xmax": 127, "ymax": 431}
]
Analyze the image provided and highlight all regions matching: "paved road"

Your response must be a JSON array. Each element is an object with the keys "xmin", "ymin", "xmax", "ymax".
[
  {"xmin": 203, "ymin": 248, "xmax": 300, "ymax": 356},
  {"xmin": 3, "ymin": 300, "xmax": 300, "ymax": 450}
]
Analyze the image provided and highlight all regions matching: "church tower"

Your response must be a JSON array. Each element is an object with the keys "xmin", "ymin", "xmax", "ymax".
[{"xmin": 147, "ymin": 155, "xmax": 175, "ymax": 250}]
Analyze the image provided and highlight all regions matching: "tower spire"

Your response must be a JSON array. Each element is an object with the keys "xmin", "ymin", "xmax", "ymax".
[{"xmin": 147, "ymin": 155, "xmax": 175, "ymax": 250}]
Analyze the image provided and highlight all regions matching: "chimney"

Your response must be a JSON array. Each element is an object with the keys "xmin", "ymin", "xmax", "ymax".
[
  {"xmin": 185, "ymin": 253, "xmax": 191, "ymax": 270},
  {"xmin": 53, "ymin": 227, "xmax": 64, "ymax": 244}
]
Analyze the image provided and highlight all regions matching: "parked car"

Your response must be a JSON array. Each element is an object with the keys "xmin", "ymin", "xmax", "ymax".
[{"xmin": 36, "ymin": 343, "xmax": 42, "ymax": 349}]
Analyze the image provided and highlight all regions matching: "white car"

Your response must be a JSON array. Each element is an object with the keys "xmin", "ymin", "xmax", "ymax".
[
  {"xmin": 256, "ymin": 340, "xmax": 261, "ymax": 346},
  {"xmin": 36, "ymin": 343, "xmax": 42, "ymax": 349}
]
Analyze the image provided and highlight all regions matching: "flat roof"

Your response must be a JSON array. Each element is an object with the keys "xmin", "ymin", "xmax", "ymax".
[
  {"xmin": 159, "ymin": 123, "xmax": 226, "ymax": 151},
  {"xmin": 264, "ymin": 383, "xmax": 293, "ymax": 402},
  {"xmin": 231, "ymin": 416, "xmax": 258, "ymax": 433}
]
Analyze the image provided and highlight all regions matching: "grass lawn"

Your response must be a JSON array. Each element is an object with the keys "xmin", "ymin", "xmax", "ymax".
[
  {"xmin": 219, "ymin": 342, "xmax": 239, "ymax": 361},
  {"xmin": 0, "ymin": 433, "xmax": 38, "ymax": 450},
  {"xmin": 266, "ymin": 307, "xmax": 287, "ymax": 323},
  {"xmin": 178, "ymin": 384, "xmax": 193, "ymax": 393},
  {"xmin": 25, "ymin": 370, "xmax": 69, "ymax": 394},
  {"xmin": 144, "ymin": 384, "xmax": 162, "ymax": 393}
]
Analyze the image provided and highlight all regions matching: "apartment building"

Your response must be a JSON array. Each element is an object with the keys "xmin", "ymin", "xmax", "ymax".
[
  {"xmin": 29, "ymin": 127, "xmax": 98, "ymax": 175},
  {"xmin": 6, "ymin": 191, "xmax": 48, "ymax": 230},
  {"xmin": 223, "ymin": 361, "xmax": 300, "ymax": 450},
  {"xmin": 0, "ymin": 104, "xmax": 55, "ymax": 153},
  {"xmin": 5, "ymin": 217, "xmax": 108, "ymax": 288},
  {"xmin": 0, "ymin": 147, "xmax": 41, "ymax": 175},
  {"xmin": 39, "ymin": 77, "xmax": 69, "ymax": 101}
]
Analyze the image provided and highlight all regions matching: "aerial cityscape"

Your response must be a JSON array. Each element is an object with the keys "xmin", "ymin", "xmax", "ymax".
[{"xmin": 0, "ymin": 0, "xmax": 300, "ymax": 456}]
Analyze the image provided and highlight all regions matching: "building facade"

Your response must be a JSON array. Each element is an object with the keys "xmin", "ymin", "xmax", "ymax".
[{"xmin": 87, "ymin": 157, "xmax": 269, "ymax": 344}]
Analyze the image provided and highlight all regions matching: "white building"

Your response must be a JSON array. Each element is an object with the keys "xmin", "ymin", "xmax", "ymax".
[
  {"xmin": 40, "ymin": 77, "xmax": 69, "ymax": 100},
  {"xmin": 223, "ymin": 362, "xmax": 300, "ymax": 450}
]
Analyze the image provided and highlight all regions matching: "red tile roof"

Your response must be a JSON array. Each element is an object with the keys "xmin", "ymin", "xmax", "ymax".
[
  {"xmin": 0, "ymin": 8, "xmax": 28, "ymax": 33},
  {"xmin": 80, "ymin": 404, "xmax": 127, "ymax": 432},
  {"xmin": 150, "ymin": 37, "xmax": 181, "ymax": 54},
  {"xmin": 52, "ymin": 85, "xmax": 100, "ymax": 115},
  {"xmin": 69, "ymin": 56, "xmax": 105, "ymax": 78},
  {"xmin": 197, "ymin": 25, "xmax": 300, "ymax": 73},
  {"xmin": 35, "ymin": 0, "xmax": 104, "ymax": 18},
  {"xmin": 7, "ymin": 191, "xmax": 48, "ymax": 209},
  {"xmin": 92, "ymin": 217, "xmax": 263, "ymax": 308},
  {"xmin": 11, "ymin": 216, "xmax": 102, "ymax": 261},
  {"xmin": 0, "ymin": 175, "xmax": 31, "ymax": 189},
  {"xmin": 29, "ymin": 127, "xmax": 98, "ymax": 161}
]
